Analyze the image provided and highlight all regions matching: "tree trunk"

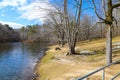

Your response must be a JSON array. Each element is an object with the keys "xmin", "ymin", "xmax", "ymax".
[
  {"xmin": 68, "ymin": 44, "xmax": 75, "ymax": 55},
  {"xmin": 61, "ymin": 30, "xmax": 65, "ymax": 47},
  {"xmin": 106, "ymin": 24, "xmax": 112, "ymax": 64}
]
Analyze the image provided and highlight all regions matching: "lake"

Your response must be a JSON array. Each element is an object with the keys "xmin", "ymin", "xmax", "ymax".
[{"xmin": 0, "ymin": 42, "xmax": 48, "ymax": 80}]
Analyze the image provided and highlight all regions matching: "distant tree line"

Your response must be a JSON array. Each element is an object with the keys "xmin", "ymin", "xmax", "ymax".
[
  {"xmin": 44, "ymin": 13, "xmax": 120, "ymax": 46},
  {"xmin": 20, "ymin": 24, "xmax": 56, "ymax": 43},
  {"xmin": 19, "ymin": 13, "xmax": 120, "ymax": 45},
  {"xmin": 0, "ymin": 23, "xmax": 20, "ymax": 42}
]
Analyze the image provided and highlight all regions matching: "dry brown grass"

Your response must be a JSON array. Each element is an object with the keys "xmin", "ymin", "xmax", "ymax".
[{"xmin": 35, "ymin": 37, "xmax": 120, "ymax": 80}]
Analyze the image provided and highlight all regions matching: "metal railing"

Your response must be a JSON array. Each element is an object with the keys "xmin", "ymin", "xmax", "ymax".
[
  {"xmin": 75, "ymin": 60, "xmax": 120, "ymax": 80},
  {"xmin": 111, "ymin": 72, "xmax": 120, "ymax": 80}
]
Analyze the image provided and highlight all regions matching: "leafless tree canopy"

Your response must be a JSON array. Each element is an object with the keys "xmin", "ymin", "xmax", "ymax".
[{"xmin": 18, "ymin": 0, "xmax": 120, "ymax": 64}]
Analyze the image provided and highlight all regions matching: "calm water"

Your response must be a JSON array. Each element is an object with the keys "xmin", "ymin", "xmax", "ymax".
[{"xmin": 0, "ymin": 42, "xmax": 48, "ymax": 80}]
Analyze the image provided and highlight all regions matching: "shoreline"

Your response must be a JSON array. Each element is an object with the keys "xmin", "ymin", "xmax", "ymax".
[
  {"xmin": 33, "ymin": 42, "xmax": 58, "ymax": 80},
  {"xmin": 33, "ymin": 45, "xmax": 60, "ymax": 80},
  {"xmin": 34, "ymin": 54, "xmax": 46, "ymax": 80},
  {"xmin": 34, "ymin": 37, "xmax": 120, "ymax": 80},
  {"xmin": 34, "ymin": 46, "xmax": 50, "ymax": 80}
]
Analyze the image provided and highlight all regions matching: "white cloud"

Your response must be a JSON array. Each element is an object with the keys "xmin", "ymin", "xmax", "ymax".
[
  {"xmin": 18, "ymin": 0, "xmax": 54, "ymax": 23},
  {"xmin": 0, "ymin": 0, "xmax": 55, "ymax": 23},
  {"xmin": 0, "ymin": 0, "xmax": 27, "ymax": 8},
  {"xmin": 0, "ymin": 20, "xmax": 23, "ymax": 28}
]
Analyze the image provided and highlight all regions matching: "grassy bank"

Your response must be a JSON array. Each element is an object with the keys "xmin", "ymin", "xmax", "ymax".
[{"xmin": 35, "ymin": 37, "xmax": 120, "ymax": 80}]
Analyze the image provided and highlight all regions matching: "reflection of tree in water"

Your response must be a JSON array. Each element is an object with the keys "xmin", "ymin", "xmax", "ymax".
[
  {"xmin": 26, "ymin": 42, "xmax": 49, "ymax": 57},
  {"xmin": 0, "ymin": 42, "xmax": 48, "ymax": 80},
  {"xmin": 0, "ymin": 43, "xmax": 13, "ymax": 54}
]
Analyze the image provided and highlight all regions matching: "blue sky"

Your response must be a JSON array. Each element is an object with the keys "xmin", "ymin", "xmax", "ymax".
[
  {"xmin": 0, "ymin": 0, "xmax": 53, "ymax": 28},
  {"xmin": 0, "ymin": 0, "xmax": 96, "ymax": 29}
]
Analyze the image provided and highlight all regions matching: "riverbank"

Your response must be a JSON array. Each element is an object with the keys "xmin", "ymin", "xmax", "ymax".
[{"xmin": 35, "ymin": 37, "xmax": 120, "ymax": 80}]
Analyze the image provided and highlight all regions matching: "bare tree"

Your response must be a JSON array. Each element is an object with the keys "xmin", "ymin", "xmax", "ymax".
[
  {"xmin": 64, "ymin": 0, "xmax": 82, "ymax": 55},
  {"xmin": 81, "ymin": 15, "xmax": 93, "ymax": 40},
  {"xmin": 92, "ymin": 0, "xmax": 120, "ymax": 64},
  {"xmin": 46, "ymin": 10, "xmax": 66, "ymax": 47}
]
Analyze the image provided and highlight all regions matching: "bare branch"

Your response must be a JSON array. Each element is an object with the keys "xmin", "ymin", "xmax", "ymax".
[
  {"xmin": 76, "ymin": 0, "xmax": 82, "ymax": 26},
  {"xmin": 102, "ymin": 0, "xmax": 107, "ymax": 16},
  {"xmin": 92, "ymin": 0, "xmax": 106, "ymax": 21},
  {"xmin": 113, "ymin": 17, "xmax": 118, "ymax": 28},
  {"xmin": 112, "ymin": 2, "xmax": 120, "ymax": 9}
]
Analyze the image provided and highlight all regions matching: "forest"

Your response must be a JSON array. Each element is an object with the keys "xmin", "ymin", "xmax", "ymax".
[{"xmin": 0, "ymin": 23, "xmax": 20, "ymax": 42}]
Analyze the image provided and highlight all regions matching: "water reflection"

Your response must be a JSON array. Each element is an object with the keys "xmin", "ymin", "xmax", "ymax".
[
  {"xmin": 0, "ymin": 43, "xmax": 13, "ymax": 55},
  {"xmin": 0, "ymin": 42, "xmax": 48, "ymax": 80}
]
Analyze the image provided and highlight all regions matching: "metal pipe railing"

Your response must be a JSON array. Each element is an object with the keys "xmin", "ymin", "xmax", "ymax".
[
  {"xmin": 76, "ymin": 60, "xmax": 120, "ymax": 80},
  {"xmin": 111, "ymin": 72, "xmax": 120, "ymax": 80}
]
